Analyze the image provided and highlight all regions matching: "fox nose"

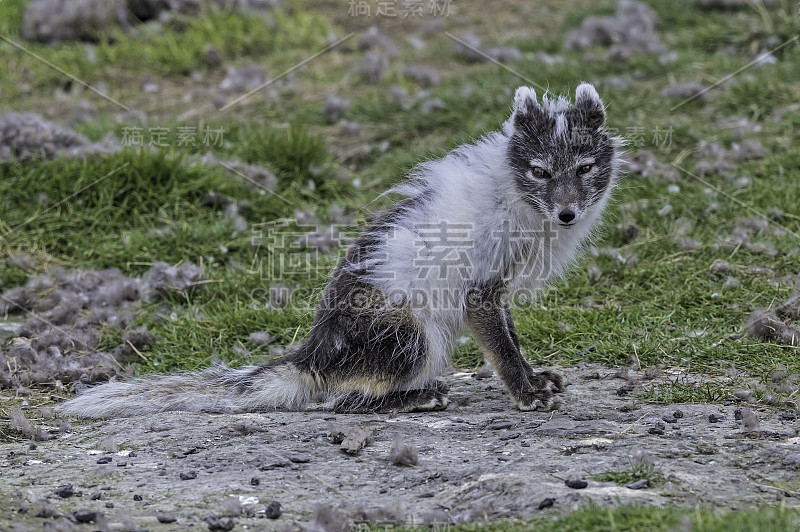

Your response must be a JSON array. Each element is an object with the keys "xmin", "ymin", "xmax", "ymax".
[{"xmin": 558, "ymin": 209, "xmax": 575, "ymax": 224}]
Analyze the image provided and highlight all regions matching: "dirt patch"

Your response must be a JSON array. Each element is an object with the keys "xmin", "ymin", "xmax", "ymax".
[
  {"xmin": 0, "ymin": 262, "xmax": 203, "ymax": 390},
  {"xmin": 0, "ymin": 112, "xmax": 121, "ymax": 162},
  {"xmin": 2, "ymin": 365, "xmax": 799, "ymax": 529}
]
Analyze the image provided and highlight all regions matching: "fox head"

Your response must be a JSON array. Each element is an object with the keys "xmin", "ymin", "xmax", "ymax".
[{"xmin": 506, "ymin": 83, "xmax": 622, "ymax": 228}]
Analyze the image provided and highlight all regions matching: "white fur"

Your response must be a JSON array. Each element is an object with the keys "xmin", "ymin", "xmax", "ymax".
[
  {"xmin": 363, "ymin": 94, "xmax": 618, "ymax": 386},
  {"xmin": 555, "ymin": 113, "xmax": 568, "ymax": 137},
  {"xmin": 58, "ymin": 363, "xmax": 315, "ymax": 419},
  {"xmin": 576, "ymin": 82, "xmax": 602, "ymax": 107},
  {"xmin": 513, "ymin": 86, "xmax": 537, "ymax": 113}
]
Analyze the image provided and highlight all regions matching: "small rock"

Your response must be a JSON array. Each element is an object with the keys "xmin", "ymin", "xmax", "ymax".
[
  {"xmin": 708, "ymin": 413, "xmax": 726, "ymax": 423},
  {"xmin": 626, "ymin": 479, "xmax": 648, "ymax": 490},
  {"xmin": 54, "ymin": 484, "xmax": 75, "ymax": 498},
  {"xmin": 133, "ymin": 494, "xmax": 143, "ymax": 501},
  {"xmin": 265, "ymin": 500, "xmax": 282, "ymax": 520},
  {"xmin": 673, "ymin": 409, "xmax": 684, "ymax": 419},
  {"xmin": 96, "ymin": 456, "xmax": 112, "ymax": 464},
  {"xmin": 617, "ymin": 385, "xmax": 634, "ymax": 396},
  {"xmin": 565, "ymin": 478, "xmax": 588, "ymax": 489},
  {"xmin": 73, "ymin": 509, "xmax": 98, "ymax": 523},
  {"xmin": 538, "ymin": 498, "xmax": 555, "ymax": 509},
  {"xmin": 250, "ymin": 477, "xmax": 260, "ymax": 486},
  {"xmin": 488, "ymin": 420, "xmax": 514, "ymax": 430},
  {"xmin": 205, "ymin": 515, "xmax": 235, "ymax": 531},
  {"xmin": 259, "ymin": 456, "xmax": 292, "ymax": 470},
  {"xmin": 333, "ymin": 426, "xmax": 374, "ymax": 455},
  {"xmin": 180, "ymin": 470, "xmax": 198, "ymax": 480},
  {"xmin": 288, "ymin": 454, "xmax": 311, "ymax": 464},
  {"xmin": 105, "ymin": 502, "xmax": 114, "ymax": 508},
  {"xmin": 157, "ymin": 512, "xmax": 178, "ymax": 524}
]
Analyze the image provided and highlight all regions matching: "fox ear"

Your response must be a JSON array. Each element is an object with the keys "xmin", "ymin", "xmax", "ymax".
[
  {"xmin": 512, "ymin": 86, "xmax": 541, "ymax": 129},
  {"xmin": 575, "ymin": 82, "xmax": 605, "ymax": 130}
]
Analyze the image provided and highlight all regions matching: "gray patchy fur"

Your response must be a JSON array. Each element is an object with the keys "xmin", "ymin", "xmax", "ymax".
[{"xmin": 60, "ymin": 82, "xmax": 622, "ymax": 418}]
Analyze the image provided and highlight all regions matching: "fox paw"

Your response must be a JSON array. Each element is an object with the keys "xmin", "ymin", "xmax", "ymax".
[
  {"xmin": 513, "ymin": 387, "xmax": 562, "ymax": 412},
  {"xmin": 530, "ymin": 370, "xmax": 567, "ymax": 393},
  {"xmin": 403, "ymin": 389, "xmax": 450, "ymax": 413}
]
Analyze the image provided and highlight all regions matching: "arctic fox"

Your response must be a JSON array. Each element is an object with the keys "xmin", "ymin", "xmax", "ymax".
[{"xmin": 60, "ymin": 83, "xmax": 622, "ymax": 418}]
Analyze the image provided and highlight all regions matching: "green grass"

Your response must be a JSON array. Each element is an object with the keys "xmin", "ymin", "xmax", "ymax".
[
  {"xmin": 1, "ymin": 2, "xmax": 799, "ymax": 392},
  {"xmin": 591, "ymin": 464, "xmax": 666, "ymax": 487},
  {"xmin": 0, "ymin": 0, "xmax": 331, "ymax": 111},
  {"xmin": 375, "ymin": 505, "xmax": 800, "ymax": 531},
  {"xmin": 638, "ymin": 380, "xmax": 735, "ymax": 404}
]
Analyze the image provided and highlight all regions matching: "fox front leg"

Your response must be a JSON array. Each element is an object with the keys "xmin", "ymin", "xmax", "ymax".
[
  {"xmin": 466, "ymin": 282, "xmax": 563, "ymax": 411},
  {"xmin": 504, "ymin": 306, "xmax": 567, "ymax": 395}
]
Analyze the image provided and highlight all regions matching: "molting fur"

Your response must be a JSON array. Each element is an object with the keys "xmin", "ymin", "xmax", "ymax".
[{"xmin": 59, "ymin": 83, "xmax": 623, "ymax": 418}]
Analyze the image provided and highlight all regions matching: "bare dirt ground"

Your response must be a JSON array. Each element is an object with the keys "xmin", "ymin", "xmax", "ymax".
[{"xmin": 2, "ymin": 365, "xmax": 799, "ymax": 531}]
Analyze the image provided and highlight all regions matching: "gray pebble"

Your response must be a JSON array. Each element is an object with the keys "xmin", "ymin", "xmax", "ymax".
[
  {"xmin": 157, "ymin": 512, "xmax": 178, "ymax": 523},
  {"xmin": 265, "ymin": 500, "xmax": 282, "ymax": 519},
  {"xmin": 73, "ymin": 509, "xmax": 98, "ymax": 523},
  {"xmin": 538, "ymin": 497, "xmax": 555, "ymax": 509},
  {"xmin": 565, "ymin": 479, "xmax": 588, "ymax": 489},
  {"xmin": 54, "ymin": 484, "xmax": 75, "ymax": 498},
  {"xmin": 626, "ymin": 479, "xmax": 648, "ymax": 490},
  {"xmin": 205, "ymin": 515, "xmax": 235, "ymax": 531}
]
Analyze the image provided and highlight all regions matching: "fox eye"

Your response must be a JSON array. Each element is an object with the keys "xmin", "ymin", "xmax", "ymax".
[
  {"xmin": 530, "ymin": 166, "xmax": 550, "ymax": 179},
  {"xmin": 577, "ymin": 164, "xmax": 594, "ymax": 175}
]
